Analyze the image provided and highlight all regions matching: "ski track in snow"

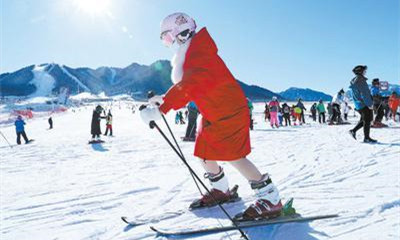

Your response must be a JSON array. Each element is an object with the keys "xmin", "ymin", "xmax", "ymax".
[{"xmin": 0, "ymin": 102, "xmax": 399, "ymax": 240}]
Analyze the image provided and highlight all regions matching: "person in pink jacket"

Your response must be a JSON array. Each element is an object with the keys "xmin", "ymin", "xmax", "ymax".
[{"xmin": 268, "ymin": 96, "xmax": 280, "ymax": 128}]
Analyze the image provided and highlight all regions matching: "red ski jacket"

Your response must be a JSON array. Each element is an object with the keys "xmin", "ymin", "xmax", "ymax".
[{"xmin": 160, "ymin": 28, "xmax": 251, "ymax": 161}]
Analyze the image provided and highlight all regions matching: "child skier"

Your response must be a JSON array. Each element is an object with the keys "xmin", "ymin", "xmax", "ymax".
[
  {"xmin": 14, "ymin": 115, "xmax": 31, "ymax": 144},
  {"xmin": 140, "ymin": 12, "xmax": 282, "ymax": 220},
  {"xmin": 104, "ymin": 110, "xmax": 113, "ymax": 136}
]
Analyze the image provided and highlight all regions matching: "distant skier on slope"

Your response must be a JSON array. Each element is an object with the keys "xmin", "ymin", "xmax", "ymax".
[
  {"xmin": 281, "ymin": 103, "xmax": 291, "ymax": 126},
  {"xmin": 349, "ymin": 65, "xmax": 377, "ymax": 143},
  {"xmin": 183, "ymin": 102, "xmax": 199, "ymax": 141},
  {"xmin": 310, "ymin": 103, "xmax": 317, "ymax": 122},
  {"xmin": 317, "ymin": 100, "xmax": 326, "ymax": 123},
  {"xmin": 14, "ymin": 115, "xmax": 31, "ymax": 144},
  {"xmin": 296, "ymin": 98, "xmax": 307, "ymax": 123},
  {"xmin": 48, "ymin": 116, "xmax": 53, "ymax": 129},
  {"xmin": 104, "ymin": 110, "xmax": 113, "ymax": 136},
  {"xmin": 268, "ymin": 96, "xmax": 280, "ymax": 128},
  {"xmin": 370, "ymin": 78, "xmax": 387, "ymax": 127},
  {"xmin": 247, "ymin": 98, "xmax": 254, "ymax": 130},
  {"xmin": 140, "ymin": 12, "xmax": 282, "ymax": 220},
  {"xmin": 329, "ymin": 89, "xmax": 345, "ymax": 125},
  {"xmin": 90, "ymin": 105, "xmax": 106, "ymax": 142},
  {"xmin": 388, "ymin": 92, "xmax": 400, "ymax": 122}
]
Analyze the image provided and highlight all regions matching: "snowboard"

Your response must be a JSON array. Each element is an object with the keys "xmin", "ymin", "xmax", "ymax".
[{"xmin": 88, "ymin": 139, "xmax": 105, "ymax": 144}]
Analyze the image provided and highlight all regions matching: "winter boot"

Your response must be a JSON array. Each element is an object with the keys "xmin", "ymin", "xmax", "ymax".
[
  {"xmin": 349, "ymin": 130, "xmax": 356, "ymax": 140},
  {"xmin": 189, "ymin": 167, "xmax": 239, "ymax": 209},
  {"xmin": 364, "ymin": 137, "xmax": 378, "ymax": 143},
  {"xmin": 235, "ymin": 174, "xmax": 282, "ymax": 221}
]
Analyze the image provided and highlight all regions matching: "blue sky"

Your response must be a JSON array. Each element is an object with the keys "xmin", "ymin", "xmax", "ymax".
[{"xmin": 1, "ymin": 0, "xmax": 399, "ymax": 93}]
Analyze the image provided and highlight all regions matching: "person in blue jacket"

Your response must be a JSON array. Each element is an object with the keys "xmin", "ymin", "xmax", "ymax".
[
  {"xmin": 14, "ymin": 115, "xmax": 30, "ymax": 144},
  {"xmin": 349, "ymin": 65, "xmax": 377, "ymax": 143}
]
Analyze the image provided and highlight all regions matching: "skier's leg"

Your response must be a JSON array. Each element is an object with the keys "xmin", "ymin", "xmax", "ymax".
[
  {"xmin": 322, "ymin": 112, "xmax": 326, "ymax": 123},
  {"xmin": 229, "ymin": 158, "xmax": 262, "ymax": 181},
  {"xmin": 110, "ymin": 126, "xmax": 113, "ymax": 136},
  {"xmin": 363, "ymin": 108, "xmax": 373, "ymax": 140},
  {"xmin": 191, "ymin": 160, "xmax": 233, "ymax": 207},
  {"xmin": 230, "ymin": 157, "xmax": 282, "ymax": 220},
  {"xmin": 22, "ymin": 131, "xmax": 29, "ymax": 143},
  {"xmin": 105, "ymin": 126, "xmax": 109, "ymax": 136},
  {"xmin": 16, "ymin": 132, "xmax": 21, "ymax": 145}
]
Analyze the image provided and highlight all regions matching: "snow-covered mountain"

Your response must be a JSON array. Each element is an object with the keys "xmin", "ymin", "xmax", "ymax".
[
  {"xmin": 0, "ymin": 61, "xmax": 283, "ymax": 101},
  {"xmin": 279, "ymin": 87, "xmax": 333, "ymax": 101}
]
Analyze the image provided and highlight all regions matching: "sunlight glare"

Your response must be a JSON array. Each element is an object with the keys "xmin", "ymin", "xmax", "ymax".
[{"xmin": 72, "ymin": 0, "xmax": 111, "ymax": 17}]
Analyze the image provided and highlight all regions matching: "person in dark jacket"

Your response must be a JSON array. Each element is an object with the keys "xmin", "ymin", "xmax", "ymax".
[
  {"xmin": 370, "ymin": 78, "xmax": 386, "ymax": 127},
  {"xmin": 349, "ymin": 65, "xmax": 377, "ymax": 143},
  {"xmin": 296, "ymin": 98, "xmax": 307, "ymax": 123},
  {"xmin": 281, "ymin": 103, "xmax": 291, "ymax": 126},
  {"xmin": 183, "ymin": 102, "xmax": 199, "ymax": 141},
  {"xmin": 91, "ymin": 105, "xmax": 105, "ymax": 140},
  {"xmin": 48, "ymin": 117, "xmax": 53, "ymax": 129},
  {"xmin": 15, "ymin": 115, "xmax": 30, "ymax": 144},
  {"xmin": 310, "ymin": 103, "xmax": 317, "ymax": 121}
]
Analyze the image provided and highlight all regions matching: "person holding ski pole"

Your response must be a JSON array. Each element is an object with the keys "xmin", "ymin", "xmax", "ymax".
[
  {"xmin": 140, "ymin": 12, "xmax": 282, "ymax": 220},
  {"xmin": 349, "ymin": 65, "xmax": 377, "ymax": 143},
  {"xmin": 14, "ymin": 115, "xmax": 31, "ymax": 144}
]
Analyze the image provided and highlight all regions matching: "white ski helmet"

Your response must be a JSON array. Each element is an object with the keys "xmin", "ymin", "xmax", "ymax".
[{"xmin": 160, "ymin": 12, "xmax": 196, "ymax": 47}]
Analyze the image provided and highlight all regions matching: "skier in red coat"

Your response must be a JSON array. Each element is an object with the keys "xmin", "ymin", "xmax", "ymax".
[{"xmin": 140, "ymin": 12, "xmax": 282, "ymax": 220}]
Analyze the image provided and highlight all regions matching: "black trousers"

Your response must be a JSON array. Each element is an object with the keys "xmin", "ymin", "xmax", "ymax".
[
  {"xmin": 17, "ymin": 131, "xmax": 29, "ymax": 144},
  {"xmin": 283, "ymin": 113, "xmax": 291, "ymax": 126},
  {"xmin": 374, "ymin": 103, "xmax": 384, "ymax": 123},
  {"xmin": 331, "ymin": 104, "xmax": 341, "ymax": 123},
  {"xmin": 92, "ymin": 134, "xmax": 100, "ymax": 138},
  {"xmin": 318, "ymin": 112, "xmax": 326, "ymax": 123},
  {"xmin": 311, "ymin": 112, "xmax": 317, "ymax": 121},
  {"xmin": 352, "ymin": 107, "xmax": 373, "ymax": 139},
  {"xmin": 300, "ymin": 112, "xmax": 305, "ymax": 123},
  {"xmin": 185, "ymin": 112, "xmax": 198, "ymax": 138}
]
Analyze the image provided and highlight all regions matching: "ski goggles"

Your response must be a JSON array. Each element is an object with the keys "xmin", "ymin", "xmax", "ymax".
[{"xmin": 160, "ymin": 30, "xmax": 175, "ymax": 47}]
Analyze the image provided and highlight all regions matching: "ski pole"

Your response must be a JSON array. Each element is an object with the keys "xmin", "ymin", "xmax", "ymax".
[
  {"xmin": 146, "ymin": 90, "xmax": 203, "ymax": 196},
  {"xmin": 0, "ymin": 131, "xmax": 12, "ymax": 148},
  {"xmin": 149, "ymin": 120, "xmax": 249, "ymax": 240},
  {"xmin": 160, "ymin": 114, "xmax": 204, "ymax": 196}
]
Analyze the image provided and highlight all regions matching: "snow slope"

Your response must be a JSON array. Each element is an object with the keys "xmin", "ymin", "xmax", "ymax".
[
  {"xmin": 0, "ymin": 102, "xmax": 399, "ymax": 240},
  {"xmin": 28, "ymin": 65, "xmax": 56, "ymax": 97}
]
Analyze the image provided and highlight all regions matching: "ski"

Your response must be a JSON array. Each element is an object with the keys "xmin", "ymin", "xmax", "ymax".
[
  {"xmin": 150, "ymin": 198, "xmax": 338, "ymax": 236},
  {"xmin": 121, "ymin": 185, "xmax": 242, "ymax": 227},
  {"xmin": 150, "ymin": 213, "xmax": 339, "ymax": 236}
]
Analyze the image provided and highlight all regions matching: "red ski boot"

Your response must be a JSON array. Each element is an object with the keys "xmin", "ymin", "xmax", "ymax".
[
  {"xmin": 234, "ymin": 174, "xmax": 282, "ymax": 221},
  {"xmin": 189, "ymin": 168, "xmax": 239, "ymax": 209}
]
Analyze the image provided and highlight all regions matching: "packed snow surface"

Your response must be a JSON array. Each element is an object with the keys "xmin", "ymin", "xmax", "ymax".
[{"xmin": 0, "ymin": 102, "xmax": 399, "ymax": 240}]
